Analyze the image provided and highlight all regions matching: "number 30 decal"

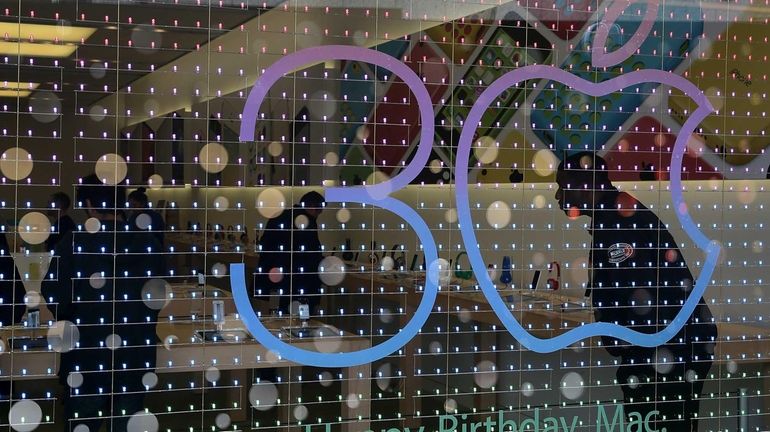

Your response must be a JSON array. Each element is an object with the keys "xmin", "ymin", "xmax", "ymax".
[{"xmin": 232, "ymin": 39, "xmax": 719, "ymax": 366}]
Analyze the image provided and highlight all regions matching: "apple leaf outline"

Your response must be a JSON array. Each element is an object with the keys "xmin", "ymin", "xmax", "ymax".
[
  {"xmin": 455, "ymin": 65, "xmax": 720, "ymax": 353},
  {"xmin": 592, "ymin": 0, "xmax": 660, "ymax": 68}
]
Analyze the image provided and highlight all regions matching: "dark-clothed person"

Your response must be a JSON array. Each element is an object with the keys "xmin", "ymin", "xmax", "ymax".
[
  {"xmin": 42, "ymin": 175, "xmax": 165, "ymax": 432},
  {"xmin": 45, "ymin": 192, "xmax": 76, "ymax": 252},
  {"xmin": 555, "ymin": 152, "xmax": 717, "ymax": 432},
  {"xmin": 256, "ymin": 191, "xmax": 324, "ymax": 314},
  {"xmin": 128, "ymin": 187, "xmax": 165, "ymax": 247},
  {"xmin": 0, "ymin": 233, "xmax": 26, "ymax": 407}
]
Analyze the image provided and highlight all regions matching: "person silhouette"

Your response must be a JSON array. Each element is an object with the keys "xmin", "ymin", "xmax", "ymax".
[
  {"xmin": 555, "ymin": 152, "xmax": 717, "ymax": 432},
  {"xmin": 127, "ymin": 187, "xmax": 166, "ymax": 247},
  {"xmin": 0, "ymin": 232, "xmax": 25, "ymax": 412},
  {"xmin": 45, "ymin": 192, "xmax": 76, "ymax": 252},
  {"xmin": 255, "ymin": 191, "xmax": 325, "ymax": 315},
  {"xmin": 42, "ymin": 174, "xmax": 166, "ymax": 431}
]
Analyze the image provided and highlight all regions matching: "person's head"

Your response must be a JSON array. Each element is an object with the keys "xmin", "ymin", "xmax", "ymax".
[
  {"xmin": 298, "ymin": 191, "xmax": 325, "ymax": 219},
  {"xmin": 128, "ymin": 187, "xmax": 149, "ymax": 209},
  {"xmin": 77, "ymin": 174, "xmax": 126, "ymax": 219},
  {"xmin": 555, "ymin": 152, "xmax": 613, "ymax": 217},
  {"xmin": 48, "ymin": 192, "xmax": 71, "ymax": 217}
]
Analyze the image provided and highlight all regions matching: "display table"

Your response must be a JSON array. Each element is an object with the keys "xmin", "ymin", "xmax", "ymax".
[
  {"xmin": 0, "ymin": 294, "xmax": 372, "ymax": 432},
  {"xmin": 342, "ymin": 267, "xmax": 770, "ymax": 355},
  {"xmin": 165, "ymin": 233, "xmax": 260, "ymax": 277},
  {"xmin": 335, "ymin": 267, "xmax": 770, "ymax": 426}
]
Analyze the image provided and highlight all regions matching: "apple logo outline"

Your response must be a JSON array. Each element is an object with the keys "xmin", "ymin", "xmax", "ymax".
[{"xmin": 455, "ymin": 0, "xmax": 720, "ymax": 353}]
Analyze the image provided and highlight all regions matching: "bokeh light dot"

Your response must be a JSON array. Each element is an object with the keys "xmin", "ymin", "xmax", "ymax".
[
  {"xmin": 18, "ymin": 212, "xmax": 51, "ymax": 245},
  {"xmin": 257, "ymin": 188, "xmax": 286, "ymax": 218},
  {"xmin": 8, "ymin": 400, "xmax": 42, "ymax": 432},
  {"xmin": 560, "ymin": 372, "xmax": 584, "ymax": 400},
  {"xmin": 84, "ymin": 217, "xmax": 101, "ymax": 233},
  {"xmin": 213, "ymin": 196, "xmax": 229, "ymax": 212},
  {"xmin": 0, "ymin": 147, "xmax": 34, "ymax": 181},
  {"xmin": 325, "ymin": 151, "xmax": 339, "ymax": 167},
  {"xmin": 142, "ymin": 372, "xmax": 158, "ymax": 389},
  {"xmin": 486, "ymin": 201, "xmax": 511, "ymax": 229},
  {"xmin": 215, "ymin": 413, "xmax": 231, "ymax": 429},
  {"xmin": 319, "ymin": 256, "xmax": 346, "ymax": 286},
  {"xmin": 126, "ymin": 411, "xmax": 159, "ymax": 432},
  {"xmin": 267, "ymin": 141, "xmax": 283, "ymax": 157},
  {"xmin": 199, "ymin": 142, "xmax": 229, "ymax": 173},
  {"xmin": 147, "ymin": 174, "xmax": 163, "ymax": 190},
  {"xmin": 473, "ymin": 136, "xmax": 498, "ymax": 164},
  {"xmin": 249, "ymin": 381, "xmax": 279, "ymax": 411},
  {"xmin": 336, "ymin": 208, "xmax": 351, "ymax": 223},
  {"xmin": 135, "ymin": 213, "xmax": 152, "ymax": 230},
  {"xmin": 533, "ymin": 149, "xmax": 558, "ymax": 177},
  {"xmin": 94, "ymin": 153, "xmax": 128, "ymax": 185}
]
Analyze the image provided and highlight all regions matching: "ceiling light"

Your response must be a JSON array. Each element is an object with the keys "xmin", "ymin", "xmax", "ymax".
[
  {"xmin": 0, "ymin": 81, "xmax": 39, "ymax": 98},
  {"xmin": 0, "ymin": 22, "xmax": 95, "ymax": 58},
  {"xmin": 0, "ymin": 41, "xmax": 79, "ymax": 58},
  {"xmin": 0, "ymin": 22, "xmax": 96, "ymax": 44}
]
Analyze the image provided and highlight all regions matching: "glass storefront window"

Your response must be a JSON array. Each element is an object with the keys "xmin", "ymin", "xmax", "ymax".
[{"xmin": 0, "ymin": 1, "xmax": 767, "ymax": 430}]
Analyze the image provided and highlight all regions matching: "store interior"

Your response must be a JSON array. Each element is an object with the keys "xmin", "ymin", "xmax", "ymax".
[{"xmin": 0, "ymin": 0, "xmax": 769, "ymax": 431}]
